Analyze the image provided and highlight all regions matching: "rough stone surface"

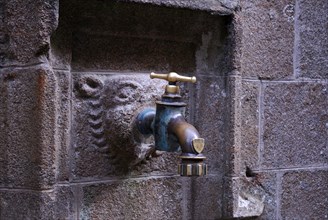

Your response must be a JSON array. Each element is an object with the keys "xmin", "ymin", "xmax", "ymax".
[
  {"xmin": 52, "ymin": 0, "xmax": 231, "ymax": 74},
  {"xmin": 253, "ymin": 172, "xmax": 277, "ymax": 220},
  {"xmin": 54, "ymin": 186, "xmax": 76, "ymax": 219},
  {"xmin": 190, "ymin": 175, "xmax": 224, "ymax": 220},
  {"xmin": 240, "ymin": 0, "xmax": 294, "ymax": 79},
  {"xmin": 241, "ymin": 80, "xmax": 260, "ymax": 170},
  {"xmin": 120, "ymin": 0, "xmax": 238, "ymax": 14},
  {"xmin": 0, "ymin": 186, "xmax": 74, "ymax": 220},
  {"xmin": 223, "ymin": 75, "xmax": 243, "ymax": 176},
  {"xmin": 195, "ymin": 76, "xmax": 226, "ymax": 174},
  {"xmin": 79, "ymin": 177, "xmax": 182, "ymax": 220},
  {"xmin": 70, "ymin": 0, "xmax": 225, "ymax": 43},
  {"xmin": 50, "ymin": 1, "xmax": 72, "ymax": 71},
  {"xmin": 195, "ymin": 24, "xmax": 233, "ymax": 77},
  {"xmin": 295, "ymin": 0, "xmax": 328, "ymax": 79},
  {"xmin": 281, "ymin": 169, "xmax": 328, "ymax": 219},
  {"xmin": 1, "ymin": 0, "xmax": 58, "ymax": 66},
  {"xmin": 0, "ymin": 190, "xmax": 53, "ymax": 219},
  {"xmin": 234, "ymin": 177, "xmax": 265, "ymax": 218},
  {"xmin": 222, "ymin": 176, "xmax": 267, "ymax": 218},
  {"xmin": 262, "ymin": 82, "xmax": 328, "ymax": 169},
  {"xmin": 72, "ymin": 34, "xmax": 196, "ymax": 73},
  {"xmin": 128, "ymin": 152, "xmax": 181, "ymax": 177},
  {"xmin": 54, "ymin": 70, "xmax": 71, "ymax": 182},
  {"xmin": 0, "ymin": 72, "xmax": 6, "ymax": 185},
  {"xmin": 0, "ymin": 66, "xmax": 57, "ymax": 189},
  {"xmin": 67, "ymin": 0, "xmax": 229, "ymax": 73}
]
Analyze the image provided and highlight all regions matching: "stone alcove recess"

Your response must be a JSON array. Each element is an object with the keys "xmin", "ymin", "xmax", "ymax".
[
  {"xmin": 48, "ymin": 0, "xmax": 264, "ymax": 219},
  {"xmin": 51, "ymin": 1, "xmax": 263, "ymax": 218}
]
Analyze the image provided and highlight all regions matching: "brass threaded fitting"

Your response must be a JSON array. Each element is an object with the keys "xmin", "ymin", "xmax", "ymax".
[{"xmin": 178, "ymin": 163, "xmax": 207, "ymax": 176}]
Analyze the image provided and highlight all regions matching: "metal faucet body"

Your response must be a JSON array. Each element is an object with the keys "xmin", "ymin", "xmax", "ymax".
[
  {"xmin": 139, "ymin": 96, "xmax": 200, "ymax": 153},
  {"xmin": 136, "ymin": 72, "xmax": 207, "ymax": 176},
  {"xmin": 154, "ymin": 102, "xmax": 185, "ymax": 152}
]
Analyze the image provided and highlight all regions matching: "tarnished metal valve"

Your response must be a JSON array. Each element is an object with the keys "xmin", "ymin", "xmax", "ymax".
[
  {"xmin": 150, "ymin": 72, "xmax": 196, "ymax": 96},
  {"xmin": 150, "ymin": 72, "xmax": 196, "ymax": 83},
  {"xmin": 148, "ymin": 72, "xmax": 207, "ymax": 177}
]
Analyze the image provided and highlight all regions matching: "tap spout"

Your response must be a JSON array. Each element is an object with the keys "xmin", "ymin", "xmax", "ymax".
[
  {"xmin": 136, "ymin": 108, "xmax": 207, "ymax": 176},
  {"xmin": 168, "ymin": 115, "xmax": 202, "ymax": 155},
  {"xmin": 168, "ymin": 114, "xmax": 207, "ymax": 176}
]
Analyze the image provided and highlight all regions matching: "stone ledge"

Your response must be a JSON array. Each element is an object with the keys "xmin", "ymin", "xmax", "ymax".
[{"xmin": 117, "ymin": 0, "xmax": 238, "ymax": 14}]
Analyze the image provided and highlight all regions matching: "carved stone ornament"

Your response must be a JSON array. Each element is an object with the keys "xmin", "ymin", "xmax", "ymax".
[{"xmin": 72, "ymin": 73, "xmax": 165, "ymax": 177}]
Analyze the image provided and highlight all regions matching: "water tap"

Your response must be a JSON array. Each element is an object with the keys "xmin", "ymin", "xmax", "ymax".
[{"xmin": 136, "ymin": 72, "xmax": 207, "ymax": 176}]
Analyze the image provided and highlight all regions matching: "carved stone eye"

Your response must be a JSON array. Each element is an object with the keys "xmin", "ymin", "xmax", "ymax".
[
  {"xmin": 76, "ymin": 76, "xmax": 103, "ymax": 98},
  {"xmin": 111, "ymin": 80, "xmax": 142, "ymax": 104}
]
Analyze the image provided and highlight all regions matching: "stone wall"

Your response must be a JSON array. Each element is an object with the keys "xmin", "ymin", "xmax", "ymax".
[
  {"xmin": 240, "ymin": 0, "xmax": 328, "ymax": 219},
  {"xmin": 0, "ymin": 0, "xmax": 327, "ymax": 219}
]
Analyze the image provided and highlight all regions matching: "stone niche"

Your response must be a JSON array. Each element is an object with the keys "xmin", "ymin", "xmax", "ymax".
[{"xmin": 51, "ymin": 0, "xmax": 232, "ymax": 182}]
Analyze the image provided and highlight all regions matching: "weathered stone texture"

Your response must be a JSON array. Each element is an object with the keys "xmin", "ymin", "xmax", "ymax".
[
  {"xmin": 1, "ymin": 0, "xmax": 58, "ymax": 66},
  {"xmin": 0, "ymin": 1, "xmax": 6, "ymax": 64},
  {"xmin": 0, "ymin": 70, "xmax": 6, "ymax": 186},
  {"xmin": 54, "ymin": 186, "xmax": 76, "ymax": 219},
  {"xmin": 50, "ymin": 8, "xmax": 72, "ymax": 70},
  {"xmin": 67, "ymin": 1, "xmax": 229, "ymax": 74},
  {"xmin": 217, "ymin": 172, "xmax": 276, "ymax": 219},
  {"xmin": 255, "ymin": 172, "xmax": 277, "ymax": 220},
  {"xmin": 223, "ymin": 76, "xmax": 243, "ymax": 176},
  {"xmin": 241, "ymin": 0, "xmax": 294, "ymax": 79},
  {"xmin": 0, "ymin": 190, "xmax": 53, "ymax": 219},
  {"xmin": 222, "ymin": 176, "xmax": 267, "ymax": 218},
  {"xmin": 120, "ymin": 0, "xmax": 238, "ymax": 13},
  {"xmin": 262, "ymin": 82, "xmax": 328, "ymax": 169},
  {"xmin": 190, "ymin": 176, "xmax": 224, "ymax": 220},
  {"xmin": 241, "ymin": 80, "xmax": 260, "ymax": 170},
  {"xmin": 0, "ymin": 66, "xmax": 57, "ymax": 189},
  {"xmin": 54, "ymin": 70, "xmax": 70, "ymax": 182},
  {"xmin": 295, "ymin": 0, "xmax": 328, "ymax": 79},
  {"xmin": 52, "ymin": 0, "xmax": 231, "ymax": 75},
  {"xmin": 195, "ymin": 25, "xmax": 233, "ymax": 77},
  {"xmin": 71, "ymin": 0, "xmax": 223, "ymax": 43},
  {"xmin": 128, "ymin": 152, "xmax": 181, "ymax": 176},
  {"xmin": 195, "ymin": 76, "xmax": 226, "ymax": 174},
  {"xmin": 80, "ymin": 177, "xmax": 182, "ymax": 220},
  {"xmin": 281, "ymin": 170, "xmax": 328, "ymax": 219},
  {"xmin": 0, "ymin": 186, "xmax": 74, "ymax": 220},
  {"xmin": 72, "ymin": 34, "xmax": 196, "ymax": 73}
]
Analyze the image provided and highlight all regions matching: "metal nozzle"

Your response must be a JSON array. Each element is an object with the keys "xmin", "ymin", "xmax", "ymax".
[
  {"xmin": 178, "ymin": 162, "xmax": 207, "ymax": 176},
  {"xmin": 178, "ymin": 154, "xmax": 207, "ymax": 176}
]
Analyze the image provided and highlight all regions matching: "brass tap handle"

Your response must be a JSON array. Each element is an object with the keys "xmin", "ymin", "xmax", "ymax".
[{"xmin": 150, "ymin": 72, "xmax": 196, "ymax": 83}]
